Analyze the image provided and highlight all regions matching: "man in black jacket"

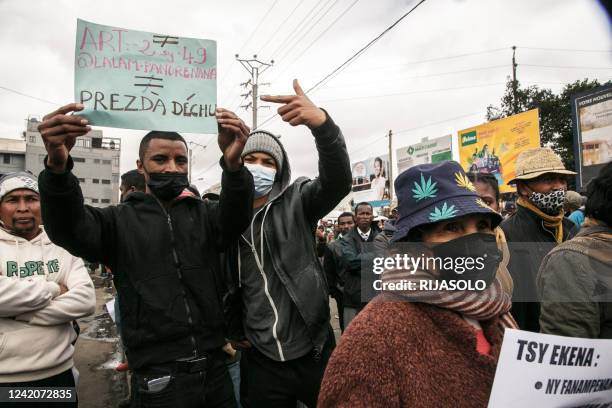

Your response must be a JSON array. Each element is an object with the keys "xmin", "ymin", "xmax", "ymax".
[
  {"xmin": 37, "ymin": 103, "xmax": 253, "ymax": 407},
  {"xmin": 225, "ymin": 79, "xmax": 351, "ymax": 408},
  {"xmin": 323, "ymin": 211, "xmax": 355, "ymax": 332},
  {"xmin": 501, "ymin": 147, "xmax": 578, "ymax": 332},
  {"xmin": 338, "ymin": 202, "xmax": 378, "ymax": 328}
]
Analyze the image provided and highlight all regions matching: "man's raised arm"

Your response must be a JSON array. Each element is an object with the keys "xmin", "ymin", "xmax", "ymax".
[
  {"xmin": 37, "ymin": 103, "xmax": 115, "ymax": 265},
  {"xmin": 261, "ymin": 79, "xmax": 352, "ymax": 223}
]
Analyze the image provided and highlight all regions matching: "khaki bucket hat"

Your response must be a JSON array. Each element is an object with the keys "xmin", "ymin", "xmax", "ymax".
[{"xmin": 508, "ymin": 147, "xmax": 576, "ymax": 185}]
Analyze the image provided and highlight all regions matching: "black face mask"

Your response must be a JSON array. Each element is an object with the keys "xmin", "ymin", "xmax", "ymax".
[
  {"xmin": 432, "ymin": 233, "xmax": 502, "ymax": 287},
  {"xmin": 147, "ymin": 172, "xmax": 189, "ymax": 201}
]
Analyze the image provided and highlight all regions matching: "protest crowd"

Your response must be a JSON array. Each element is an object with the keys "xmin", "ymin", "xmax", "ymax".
[{"xmin": 1, "ymin": 30, "xmax": 611, "ymax": 408}]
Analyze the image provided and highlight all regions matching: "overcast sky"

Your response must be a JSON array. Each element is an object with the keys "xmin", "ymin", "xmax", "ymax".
[{"xmin": 0, "ymin": 0, "xmax": 610, "ymax": 192}]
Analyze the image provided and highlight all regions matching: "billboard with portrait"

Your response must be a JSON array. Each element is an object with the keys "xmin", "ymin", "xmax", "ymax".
[{"xmin": 351, "ymin": 154, "xmax": 390, "ymax": 207}]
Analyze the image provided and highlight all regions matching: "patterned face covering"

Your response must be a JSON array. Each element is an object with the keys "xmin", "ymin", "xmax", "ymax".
[{"xmin": 529, "ymin": 189, "xmax": 566, "ymax": 215}]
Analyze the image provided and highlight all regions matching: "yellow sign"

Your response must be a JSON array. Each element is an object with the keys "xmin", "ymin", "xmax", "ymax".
[{"xmin": 458, "ymin": 109, "xmax": 541, "ymax": 193}]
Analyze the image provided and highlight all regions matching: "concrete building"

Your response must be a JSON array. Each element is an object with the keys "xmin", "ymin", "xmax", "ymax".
[
  {"xmin": 0, "ymin": 137, "xmax": 26, "ymax": 177},
  {"xmin": 25, "ymin": 119, "xmax": 121, "ymax": 206}
]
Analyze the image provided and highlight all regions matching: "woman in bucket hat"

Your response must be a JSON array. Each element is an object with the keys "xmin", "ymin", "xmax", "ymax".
[
  {"xmin": 500, "ymin": 147, "xmax": 579, "ymax": 332},
  {"xmin": 318, "ymin": 161, "xmax": 517, "ymax": 408}
]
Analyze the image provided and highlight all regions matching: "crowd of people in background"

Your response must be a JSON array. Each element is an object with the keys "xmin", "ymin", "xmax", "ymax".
[{"xmin": 0, "ymin": 77, "xmax": 610, "ymax": 408}]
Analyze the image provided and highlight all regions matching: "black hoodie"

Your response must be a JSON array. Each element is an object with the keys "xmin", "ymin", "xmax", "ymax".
[{"xmin": 225, "ymin": 112, "xmax": 352, "ymax": 360}]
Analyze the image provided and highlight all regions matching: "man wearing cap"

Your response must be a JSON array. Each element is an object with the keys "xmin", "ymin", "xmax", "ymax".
[
  {"xmin": 0, "ymin": 172, "xmax": 95, "ymax": 399},
  {"xmin": 224, "ymin": 79, "xmax": 351, "ymax": 407},
  {"xmin": 565, "ymin": 190, "xmax": 587, "ymax": 227},
  {"xmin": 501, "ymin": 147, "xmax": 579, "ymax": 332}
]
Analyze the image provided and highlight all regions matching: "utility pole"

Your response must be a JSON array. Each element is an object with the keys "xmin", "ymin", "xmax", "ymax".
[
  {"xmin": 387, "ymin": 129, "xmax": 393, "ymax": 202},
  {"xmin": 512, "ymin": 45, "xmax": 518, "ymax": 114},
  {"xmin": 236, "ymin": 55, "xmax": 274, "ymax": 129}
]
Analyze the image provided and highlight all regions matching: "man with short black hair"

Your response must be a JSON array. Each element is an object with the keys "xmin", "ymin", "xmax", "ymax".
[
  {"xmin": 338, "ymin": 202, "xmax": 378, "ymax": 327},
  {"xmin": 37, "ymin": 103, "xmax": 254, "ymax": 407},
  {"xmin": 119, "ymin": 169, "xmax": 145, "ymax": 202},
  {"xmin": 323, "ymin": 211, "xmax": 354, "ymax": 332}
]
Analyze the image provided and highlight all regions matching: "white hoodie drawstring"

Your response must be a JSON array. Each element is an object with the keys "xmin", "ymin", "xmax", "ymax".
[{"xmin": 239, "ymin": 202, "xmax": 285, "ymax": 361}]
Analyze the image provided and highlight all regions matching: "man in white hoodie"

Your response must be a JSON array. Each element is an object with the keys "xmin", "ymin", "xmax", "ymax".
[{"xmin": 0, "ymin": 171, "xmax": 95, "ymax": 404}]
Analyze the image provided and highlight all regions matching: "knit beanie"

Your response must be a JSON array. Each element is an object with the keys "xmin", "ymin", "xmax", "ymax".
[
  {"xmin": 0, "ymin": 172, "xmax": 39, "ymax": 201},
  {"xmin": 242, "ymin": 131, "xmax": 284, "ymax": 170}
]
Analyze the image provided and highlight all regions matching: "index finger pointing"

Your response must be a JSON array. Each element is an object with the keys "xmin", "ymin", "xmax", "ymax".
[
  {"xmin": 260, "ymin": 95, "xmax": 296, "ymax": 104},
  {"xmin": 43, "ymin": 103, "xmax": 84, "ymax": 121},
  {"xmin": 293, "ymin": 79, "xmax": 305, "ymax": 96}
]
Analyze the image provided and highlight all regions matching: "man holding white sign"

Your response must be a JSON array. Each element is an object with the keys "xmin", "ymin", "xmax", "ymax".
[{"xmin": 37, "ymin": 103, "xmax": 253, "ymax": 407}]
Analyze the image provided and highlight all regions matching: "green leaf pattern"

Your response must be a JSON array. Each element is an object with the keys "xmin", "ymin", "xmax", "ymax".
[
  {"xmin": 412, "ymin": 173, "xmax": 438, "ymax": 201},
  {"xmin": 429, "ymin": 202, "xmax": 459, "ymax": 222}
]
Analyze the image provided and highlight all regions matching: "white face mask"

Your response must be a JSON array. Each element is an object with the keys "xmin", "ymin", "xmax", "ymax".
[{"xmin": 245, "ymin": 163, "xmax": 276, "ymax": 198}]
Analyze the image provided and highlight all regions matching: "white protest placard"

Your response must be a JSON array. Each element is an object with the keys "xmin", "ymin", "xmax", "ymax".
[
  {"xmin": 75, "ymin": 19, "xmax": 217, "ymax": 133},
  {"xmin": 488, "ymin": 329, "xmax": 612, "ymax": 407}
]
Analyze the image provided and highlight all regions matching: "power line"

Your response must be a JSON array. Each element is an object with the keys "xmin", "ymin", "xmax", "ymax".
[
  {"xmin": 218, "ymin": 0, "xmax": 279, "ymax": 103},
  {"xmin": 274, "ymin": 0, "xmax": 342, "ymax": 64},
  {"xmin": 259, "ymin": 1, "xmax": 304, "ymax": 54},
  {"xmin": 339, "ymin": 47, "xmax": 510, "ymax": 74},
  {"xmin": 317, "ymin": 82, "xmax": 504, "ymax": 103},
  {"xmin": 520, "ymin": 63, "xmax": 612, "ymax": 70},
  {"xmin": 273, "ymin": 0, "xmax": 361, "ymax": 79},
  {"xmin": 322, "ymin": 64, "xmax": 509, "ymax": 89},
  {"xmin": 517, "ymin": 46, "xmax": 612, "ymax": 53},
  {"xmin": 257, "ymin": 0, "xmax": 428, "ymax": 130},
  {"xmin": 270, "ymin": 0, "xmax": 327, "ymax": 58},
  {"xmin": 306, "ymin": 0, "xmax": 428, "ymax": 94},
  {"xmin": 0, "ymin": 85, "xmax": 60, "ymax": 106}
]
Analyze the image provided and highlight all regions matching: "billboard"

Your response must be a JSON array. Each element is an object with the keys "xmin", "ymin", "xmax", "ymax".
[
  {"xmin": 458, "ymin": 109, "xmax": 540, "ymax": 193},
  {"xmin": 396, "ymin": 135, "xmax": 452, "ymax": 175},
  {"xmin": 571, "ymin": 84, "xmax": 612, "ymax": 189},
  {"xmin": 351, "ymin": 154, "xmax": 390, "ymax": 207}
]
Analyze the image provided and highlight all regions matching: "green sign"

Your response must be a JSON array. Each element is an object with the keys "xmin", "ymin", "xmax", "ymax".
[{"xmin": 461, "ymin": 131, "xmax": 477, "ymax": 146}]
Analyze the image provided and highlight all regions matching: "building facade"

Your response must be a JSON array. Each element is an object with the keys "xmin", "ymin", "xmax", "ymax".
[
  {"xmin": 0, "ymin": 138, "xmax": 26, "ymax": 177},
  {"xmin": 25, "ymin": 119, "xmax": 121, "ymax": 206}
]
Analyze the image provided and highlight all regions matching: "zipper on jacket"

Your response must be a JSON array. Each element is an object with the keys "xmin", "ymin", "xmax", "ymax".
[{"xmin": 157, "ymin": 201, "xmax": 199, "ymax": 359}]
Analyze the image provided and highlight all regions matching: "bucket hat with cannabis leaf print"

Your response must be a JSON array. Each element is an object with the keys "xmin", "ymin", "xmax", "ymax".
[{"xmin": 391, "ymin": 160, "xmax": 503, "ymax": 242}]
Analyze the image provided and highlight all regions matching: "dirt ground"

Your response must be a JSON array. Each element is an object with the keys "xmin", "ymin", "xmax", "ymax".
[
  {"xmin": 72, "ymin": 273, "xmax": 342, "ymax": 408},
  {"xmin": 73, "ymin": 275, "xmax": 128, "ymax": 408}
]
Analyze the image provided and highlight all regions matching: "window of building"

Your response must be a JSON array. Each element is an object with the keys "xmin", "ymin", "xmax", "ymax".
[
  {"xmin": 78, "ymin": 178, "xmax": 85, "ymax": 183},
  {"xmin": 112, "ymin": 174, "xmax": 119, "ymax": 183},
  {"xmin": 113, "ymin": 157, "xmax": 120, "ymax": 167},
  {"xmin": 102, "ymin": 159, "xmax": 111, "ymax": 165},
  {"xmin": 29, "ymin": 135, "xmax": 36, "ymax": 143},
  {"xmin": 92, "ymin": 198, "xmax": 99, "ymax": 203},
  {"xmin": 2, "ymin": 154, "xmax": 10, "ymax": 164},
  {"xmin": 93, "ymin": 179, "xmax": 99, "ymax": 184},
  {"xmin": 75, "ymin": 139, "xmax": 91, "ymax": 148},
  {"xmin": 73, "ymin": 157, "xmax": 85, "ymax": 163},
  {"xmin": 101, "ymin": 179, "xmax": 111, "ymax": 184},
  {"xmin": 94, "ymin": 159, "xmax": 100, "ymax": 164},
  {"xmin": 101, "ymin": 199, "xmax": 110, "ymax": 204}
]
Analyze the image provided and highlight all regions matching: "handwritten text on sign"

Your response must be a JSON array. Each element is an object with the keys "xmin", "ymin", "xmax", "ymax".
[
  {"xmin": 488, "ymin": 329, "xmax": 612, "ymax": 407},
  {"xmin": 74, "ymin": 19, "xmax": 217, "ymax": 133}
]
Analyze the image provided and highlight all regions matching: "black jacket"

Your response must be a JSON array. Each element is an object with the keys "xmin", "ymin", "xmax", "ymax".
[
  {"xmin": 39, "ymin": 157, "xmax": 253, "ymax": 369},
  {"xmin": 225, "ymin": 113, "xmax": 352, "ymax": 357},
  {"xmin": 500, "ymin": 205, "xmax": 579, "ymax": 332},
  {"xmin": 338, "ymin": 227, "xmax": 379, "ymax": 309}
]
